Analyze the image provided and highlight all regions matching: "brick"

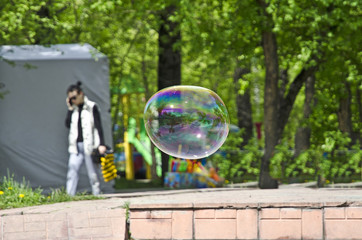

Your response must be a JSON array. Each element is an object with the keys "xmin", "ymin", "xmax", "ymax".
[
  {"xmin": 194, "ymin": 209, "xmax": 215, "ymax": 219},
  {"xmin": 346, "ymin": 207, "xmax": 362, "ymax": 219},
  {"xmin": 131, "ymin": 203, "xmax": 193, "ymax": 210},
  {"xmin": 90, "ymin": 226, "xmax": 113, "ymax": 238},
  {"xmin": 325, "ymin": 220, "xmax": 362, "ymax": 239},
  {"xmin": 172, "ymin": 210, "xmax": 193, "ymax": 239},
  {"xmin": 90, "ymin": 218, "xmax": 111, "ymax": 227},
  {"xmin": 0, "ymin": 216, "xmax": 2, "ymax": 239},
  {"xmin": 69, "ymin": 226, "xmax": 113, "ymax": 238},
  {"xmin": 194, "ymin": 219, "xmax": 236, "ymax": 239},
  {"xmin": 65, "ymin": 238, "xmax": 90, "ymax": 240},
  {"xmin": 280, "ymin": 208, "xmax": 301, "ymax": 219},
  {"xmin": 111, "ymin": 217, "xmax": 126, "ymax": 237},
  {"xmin": 24, "ymin": 214, "xmax": 48, "ymax": 222},
  {"xmin": 4, "ymin": 231, "xmax": 46, "ymax": 240},
  {"xmin": 92, "ymin": 238, "xmax": 123, "ymax": 240},
  {"xmin": 24, "ymin": 221, "xmax": 46, "ymax": 231},
  {"xmin": 105, "ymin": 209, "xmax": 126, "ymax": 218},
  {"xmin": 325, "ymin": 207, "xmax": 345, "ymax": 219},
  {"xmin": 68, "ymin": 212, "xmax": 90, "ymax": 228},
  {"xmin": 89, "ymin": 210, "xmax": 113, "ymax": 219},
  {"xmin": 3, "ymin": 215, "xmax": 24, "ymax": 233},
  {"xmin": 151, "ymin": 210, "xmax": 172, "ymax": 219},
  {"xmin": 259, "ymin": 220, "xmax": 301, "ymax": 239},
  {"xmin": 47, "ymin": 221, "xmax": 68, "ymax": 238},
  {"xmin": 215, "ymin": 209, "xmax": 236, "ymax": 219},
  {"xmin": 260, "ymin": 208, "xmax": 280, "ymax": 219},
  {"xmin": 69, "ymin": 227, "xmax": 92, "ymax": 238},
  {"xmin": 236, "ymin": 209, "xmax": 258, "ymax": 239},
  {"xmin": 46, "ymin": 213, "xmax": 67, "ymax": 222},
  {"xmin": 130, "ymin": 219, "xmax": 172, "ymax": 239},
  {"xmin": 129, "ymin": 210, "xmax": 151, "ymax": 219},
  {"xmin": 302, "ymin": 209, "xmax": 323, "ymax": 240},
  {"xmin": 89, "ymin": 209, "xmax": 125, "ymax": 218}
]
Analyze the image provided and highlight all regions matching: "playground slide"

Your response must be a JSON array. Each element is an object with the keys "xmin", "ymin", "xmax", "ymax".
[{"xmin": 127, "ymin": 117, "xmax": 162, "ymax": 177}]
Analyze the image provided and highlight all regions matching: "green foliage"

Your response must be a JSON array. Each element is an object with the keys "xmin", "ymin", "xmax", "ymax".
[
  {"xmin": 270, "ymin": 145, "xmax": 294, "ymax": 181},
  {"xmin": 0, "ymin": 174, "xmax": 103, "ymax": 210},
  {"xmin": 209, "ymin": 132, "xmax": 261, "ymax": 182},
  {"xmin": 268, "ymin": 131, "xmax": 361, "ymax": 183},
  {"xmin": 319, "ymin": 131, "xmax": 361, "ymax": 182}
]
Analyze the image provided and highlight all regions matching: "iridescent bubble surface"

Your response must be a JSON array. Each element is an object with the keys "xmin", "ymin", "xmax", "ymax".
[{"xmin": 144, "ymin": 85, "xmax": 229, "ymax": 159}]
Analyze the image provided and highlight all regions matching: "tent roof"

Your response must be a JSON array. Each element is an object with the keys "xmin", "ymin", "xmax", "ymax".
[{"xmin": 0, "ymin": 43, "xmax": 105, "ymax": 61}]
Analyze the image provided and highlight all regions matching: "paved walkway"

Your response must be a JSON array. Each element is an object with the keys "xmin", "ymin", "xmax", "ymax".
[{"xmin": 1, "ymin": 185, "xmax": 362, "ymax": 239}]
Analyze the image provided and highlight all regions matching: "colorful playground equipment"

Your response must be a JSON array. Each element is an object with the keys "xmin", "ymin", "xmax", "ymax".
[
  {"xmin": 115, "ymin": 91, "xmax": 161, "ymax": 180},
  {"xmin": 165, "ymin": 158, "xmax": 224, "ymax": 188}
]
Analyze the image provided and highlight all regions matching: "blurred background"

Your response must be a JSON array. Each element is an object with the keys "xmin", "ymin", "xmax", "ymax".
[{"xmin": 0, "ymin": 0, "xmax": 361, "ymax": 191}]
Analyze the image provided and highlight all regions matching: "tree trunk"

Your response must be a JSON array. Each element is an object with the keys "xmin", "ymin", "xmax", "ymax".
[
  {"xmin": 257, "ymin": 0, "xmax": 320, "ymax": 188},
  {"xmin": 294, "ymin": 75, "xmax": 315, "ymax": 157},
  {"xmin": 337, "ymin": 81, "xmax": 355, "ymax": 145},
  {"xmin": 157, "ymin": 5, "xmax": 181, "ymax": 183},
  {"xmin": 233, "ymin": 67, "xmax": 253, "ymax": 148},
  {"xmin": 259, "ymin": 31, "xmax": 280, "ymax": 189}
]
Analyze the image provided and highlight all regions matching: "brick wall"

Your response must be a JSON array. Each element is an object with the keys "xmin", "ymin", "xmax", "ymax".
[
  {"xmin": 0, "ymin": 209, "xmax": 126, "ymax": 240},
  {"xmin": 129, "ymin": 206, "xmax": 362, "ymax": 240}
]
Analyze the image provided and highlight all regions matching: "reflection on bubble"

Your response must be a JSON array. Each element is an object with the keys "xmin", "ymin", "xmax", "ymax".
[{"xmin": 144, "ymin": 85, "xmax": 229, "ymax": 159}]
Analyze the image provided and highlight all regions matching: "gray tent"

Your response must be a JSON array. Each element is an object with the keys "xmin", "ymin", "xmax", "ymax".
[{"xmin": 0, "ymin": 44, "xmax": 114, "ymax": 193}]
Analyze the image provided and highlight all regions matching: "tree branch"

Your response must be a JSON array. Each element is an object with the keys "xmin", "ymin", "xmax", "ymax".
[{"xmin": 277, "ymin": 60, "xmax": 319, "ymax": 140}]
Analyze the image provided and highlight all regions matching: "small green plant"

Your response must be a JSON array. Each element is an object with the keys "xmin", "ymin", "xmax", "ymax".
[
  {"xmin": 0, "ymin": 173, "xmax": 103, "ymax": 210},
  {"xmin": 319, "ymin": 131, "xmax": 360, "ymax": 182}
]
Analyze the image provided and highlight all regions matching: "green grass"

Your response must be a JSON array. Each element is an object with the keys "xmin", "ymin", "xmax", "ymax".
[{"xmin": 0, "ymin": 174, "xmax": 103, "ymax": 210}]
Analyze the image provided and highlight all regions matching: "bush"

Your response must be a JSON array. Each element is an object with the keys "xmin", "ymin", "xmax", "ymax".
[
  {"xmin": 269, "ymin": 131, "xmax": 362, "ymax": 184},
  {"xmin": 210, "ymin": 130, "xmax": 361, "ymax": 185}
]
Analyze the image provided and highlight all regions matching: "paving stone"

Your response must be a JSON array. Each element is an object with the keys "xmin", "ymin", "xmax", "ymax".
[
  {"xmin": 150, "ymin": 210, "xmax": 172, "ymax": 219},
  {"xmin": 47, "ymin": 220, "xmax": 68, "ymax": 239},
  {"xmin": 24, "ymin": 221, "xmax": 46, "ymax": 231},
  {"xmin": 130, "ymin": 219, "xmax": 172, "ymax": 239},
  {"xmin": 194, "ymin": 219, "xmax": 236, "ymax": 239},
  {"xmin": 172, "ymin": 210, "xmax": 193, "ymax": 239},
  {"xmin": 280, "ymin": 208, "xmax": 301, "ymax": 219},
  {"xmin": 325, "ymin": 207, "xmax": 346, "ymax": 219},
  {"xmin": 325, "ymin": 219, "xmax": 362, "ymax": 239},
  {"xmin": 236, "ymin": 209, "xmax": 258, "ymax": 239},
  {"xmin": 194, "ymin": 209, "xmax": 215, "ymax": 219},
  {"xmin": 260, "ymin": 208, "xmax": 280, "ymax": 219},
  {"xmin": 3, "ymin": 215, "xmax": 24, "ymax": 233},
  {"xmin": 68, "ymin": 212, "xmax": 90, "ymax": 228},
  {"xmin": 111, "ymin": 217, "xmax": 126, "ymax": 238},
  {"xmin": 215, "ymin": 209, "xmax": 236, "ymax": 219},
  {"xmin": 4, "ymin": 231, "xmax": 47, "ymax": 240},
  {"xmin": 259, "ymin": 219, "xmax": 302, "ymax": 239},
  {"xmin": 346, "ymin": 207, "xmax": 362, "ymax": 219},
  {"xmin": 302, "ymin": 209, "xmax": 323, "ymax": 240},
  {"xmin": 129, "ymin": 210, "xmax": 151, "ymax": 219}
]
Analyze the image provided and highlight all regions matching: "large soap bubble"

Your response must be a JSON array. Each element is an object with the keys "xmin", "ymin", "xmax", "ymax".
[{"xmin": 144, "ymin": 85, "xmax": 229, "ymax": 159}]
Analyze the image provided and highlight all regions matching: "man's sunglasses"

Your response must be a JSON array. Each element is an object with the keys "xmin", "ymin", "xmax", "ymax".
[{"xmin": 69, "ymin": 95, "xmax": 77, "ymax": 101}]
